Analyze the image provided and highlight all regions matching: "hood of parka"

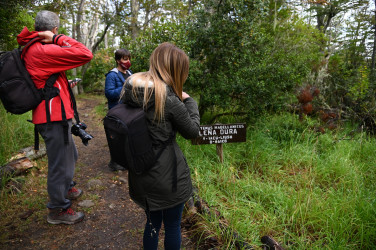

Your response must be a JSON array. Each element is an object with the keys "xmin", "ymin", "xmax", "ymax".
[
  {"xmin": 17, "ymin": 26, "xmax": 39, "ymax": 46},
  {"xmin": 121, "ymin": 79, "xmax": 176, "ymax": 111},
  {"xmin": 121, "ymin": 79, "xmax": 155, "ymax": 109}
]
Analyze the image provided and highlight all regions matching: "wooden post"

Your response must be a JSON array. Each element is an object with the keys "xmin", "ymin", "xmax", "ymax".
[{"xmin": 216, "ymin": 143, "xmax": 223, "ymax": 163}]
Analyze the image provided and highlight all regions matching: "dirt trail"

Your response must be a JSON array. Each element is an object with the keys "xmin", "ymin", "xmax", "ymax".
[{"xmin": 3, "ymin": 95, "xmax": 195, "ymax": 249}]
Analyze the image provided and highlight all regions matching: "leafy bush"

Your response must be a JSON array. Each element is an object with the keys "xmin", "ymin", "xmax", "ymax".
[
  {"xmin": 186, "ymin": 0, "xmax": 322, "ymax": 122},
  {"xmin": 83, "ymin": 48, "xmax": 114, "ymax": 92},
  {"xmin": 322, "ymin": 53, "xmax": 376, "ymax": 133},
  {"xmin": 120, "ymin": 21, "xmax": 191, "ymax": 74},
  {"xmin": 0, "ymin": 6, "xmax": 34, "ymax": 51}
]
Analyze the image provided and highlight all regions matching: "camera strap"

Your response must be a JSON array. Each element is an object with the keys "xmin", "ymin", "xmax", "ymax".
[
  {"xmin": 65, "ymin": 74, "xmax": 80, "ymax": 124},
  {"xmin": 61, "ymin": 98, "xmax": 69, "ymax": 145}
]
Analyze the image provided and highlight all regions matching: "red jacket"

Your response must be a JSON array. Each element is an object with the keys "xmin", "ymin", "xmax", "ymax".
[{"xmin": 17, "ymin": 27, "xmax": 93, "ymax": 124}]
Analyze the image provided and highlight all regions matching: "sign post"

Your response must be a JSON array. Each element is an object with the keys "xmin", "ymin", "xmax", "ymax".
[
  {"xmin": 216, "ymin": 143, "xmax": 223, "ymax": 163},
  {"xmin": 192, "ymin": 123, "xmax": 247, "ymax": 163}
]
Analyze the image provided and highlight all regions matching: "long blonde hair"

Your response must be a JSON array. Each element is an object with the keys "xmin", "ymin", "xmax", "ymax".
[{"xmin": 131, "ymin": 42, "xmax": 189, "ymax": 121}]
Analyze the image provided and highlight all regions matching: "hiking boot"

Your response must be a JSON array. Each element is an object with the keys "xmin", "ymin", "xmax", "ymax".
[
  {"xmin": 108, "ymin": 160, "xmax": 126, "ymax": 171},
  {"xmin": 47, "ymin": 208, "xmax": 84, "ymax": 225},
  {"xmin": 66, "ymin": 187, "xmax": 83, "ymax": 200}
]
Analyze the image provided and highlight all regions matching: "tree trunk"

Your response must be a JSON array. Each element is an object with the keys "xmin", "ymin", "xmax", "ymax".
[
  {"xmin": 69, "ymin": 4, "xmax": 78, "ymax": 95},
  {"xmin": 322, "ymin": 4, "xmax": 336, "ymax": 34},
  {"xmin": 131, "ymin": 0, "xmax": 140, "ymax": 39},
  {"xmin": 70, "ymin": 5, "xmax": 76, "ymax": 39},
  {"xmin": 188, "ymin": 0, "xmax": 193, "ymax": 14},
  {"xmin": 86, "ymin": 0, "xmax": 103, "ymax": 50},
  {"xmin": 144, "ymin": 8, "xmax": 150, "ymax": 28},
  {"xmin": 76, "ymin": 0, "xmax": 85, "ymax": 42},
  {"xmin": 371, "ymin": 3, "xmax": 376, "ymax": 84},
  {"xmin": 71, "ymin": 68, "xmax": 79, "ymax": 95},
  {"xmin": 79, "ymin": 22, "xmax": 111, "ymax": 88},
  {"xmin": 273, "ymin": 0, "xmax": 277, "ymax": 31},
  {"xmin": 104, "ymin": 31, "xmax": 108, "ymax": 49}
]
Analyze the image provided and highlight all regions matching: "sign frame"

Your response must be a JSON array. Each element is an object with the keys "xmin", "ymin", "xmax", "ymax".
[{"xmin": 191, "ymin": 123, "xmax": 247, "ymax": 163}]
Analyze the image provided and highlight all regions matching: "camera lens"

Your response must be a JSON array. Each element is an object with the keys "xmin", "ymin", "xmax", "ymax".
[{"xmin": 71, "ymin": 123, "xmax": 93, "ymax": 146}]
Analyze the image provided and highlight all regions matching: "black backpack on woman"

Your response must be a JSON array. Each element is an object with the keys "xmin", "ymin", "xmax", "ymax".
[{"xmin": 104, "ymin": 103, "xmax": 175, "ymax": 175}]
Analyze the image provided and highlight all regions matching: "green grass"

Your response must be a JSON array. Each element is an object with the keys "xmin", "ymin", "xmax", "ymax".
[
  {"xmin": 178, "ymin": 112, "xmax": 376, "ymax": 249},
  {"xmin": 0, "ymin": 156, "xmax": 49, "ymax": 242},
  {"xmin": 0, "ymin": 106, "xmax": 34, "ymax": 165},
  {"xmin": 94, "ymin": 98, "xmax": 108, "ymax": 118},
  {"xmin": 0, "ymin": 93, "xmax": 107, "ymax": 166}
]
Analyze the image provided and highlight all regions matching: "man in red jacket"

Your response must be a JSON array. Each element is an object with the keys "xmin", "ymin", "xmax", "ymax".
[{"xmin": 17, "ymin": 10, "xmax": 93, "ymax": 224}]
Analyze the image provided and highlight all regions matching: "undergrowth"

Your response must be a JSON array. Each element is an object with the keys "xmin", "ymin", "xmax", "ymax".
[
  {"xmin": 0, "ymin": 106, "xmax": 34, "ymax": 166},
  {"xmin": 179, "ymin": 112, "xmax": 376, "ymax": 249}
]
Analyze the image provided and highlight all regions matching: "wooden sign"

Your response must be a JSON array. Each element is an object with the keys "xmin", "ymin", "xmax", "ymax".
[
  {"xmin": 192, "ymin": 123, "xmax": 247, "ymax": 163},
  {"xmin": 192, "ymin": 123, "xmax": 247, "ymax": 145}
]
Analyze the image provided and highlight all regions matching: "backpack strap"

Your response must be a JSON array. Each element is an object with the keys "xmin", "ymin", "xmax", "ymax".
[
  {"xmin": 126, "ymin": 69, "xmax": 133, "ymax": 77},
  {"xmin": 33, "ymin": 73, "xmax": 60, "ymax": 151},
  {"xmin": 21, "ymin": 37, "xmax": 42, "ymax": 60},
  {"xmin": 43, "ymin": 73, "xmax": 60, "ymax": 124},
  {"xmin": 34, "ymin": 126, "xmax": 39, "ymax": 151}
]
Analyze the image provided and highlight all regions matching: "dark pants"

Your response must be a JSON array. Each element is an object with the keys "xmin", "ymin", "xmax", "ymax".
[
  {"xmin": 143, "ymin": 203, "xmax": 185, "ymax": 250},
  {"xmin": 36, "ymin": 120, "xmax": 77, "ymax": 209}
]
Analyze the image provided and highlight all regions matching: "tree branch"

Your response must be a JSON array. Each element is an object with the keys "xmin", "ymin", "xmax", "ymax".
[{"xmin": 91, "ymin": 23, "xmax": 111, "ymax": 54}]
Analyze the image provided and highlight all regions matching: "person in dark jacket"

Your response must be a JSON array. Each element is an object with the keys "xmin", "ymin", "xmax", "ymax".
[
  {"xmin": 120, "ymin": 42, "xmax": 200, "ymax": 249},
  {"xmin": 105, "ymin": 48, "xmax": 133, "ymax": 171},
  {"xmin": 17, "ymin": 10, "xmax": 93, "ymax": 224},
  {"xmin": 105, "ymin": 48, "xmax": 132, "ymax": 109}
]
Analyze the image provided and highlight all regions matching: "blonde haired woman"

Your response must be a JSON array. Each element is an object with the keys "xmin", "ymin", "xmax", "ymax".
[{"xmin": 120, "ymin": 42, "xmax": 200, "ymax": 249}]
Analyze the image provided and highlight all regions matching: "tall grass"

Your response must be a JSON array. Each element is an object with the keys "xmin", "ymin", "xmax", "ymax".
[
  {"xmin": 0, "ymin": 94, "xmax": 107, "ymax": 166},
  {"xmin": 0, "ymin": 106, "xmax": 34, "ymax": 165},
  {"xmin": 178, "ymin": 112, "xmax": 376, "ymax": 249}
]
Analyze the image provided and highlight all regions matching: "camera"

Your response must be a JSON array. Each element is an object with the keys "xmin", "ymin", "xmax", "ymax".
[{"xmin": 71, "ymin": 122, "xmax": 93, "ymax": 146}]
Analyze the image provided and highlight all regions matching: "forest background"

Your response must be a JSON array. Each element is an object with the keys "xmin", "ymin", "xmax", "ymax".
[{"xmin": 1, "ymin": 0, "xmax": 376, "ymax": 249}]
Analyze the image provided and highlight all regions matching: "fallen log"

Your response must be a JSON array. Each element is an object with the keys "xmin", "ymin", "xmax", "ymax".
[
  {"xmin": 261, "ymin": 235, "xmax": 285, "ymax": 250},
  {"xmin": 0, "ymin": 145, "xmax": 46, "ymax": 184},
  {"xmin": 9, "ymin": 145, "xmax": 46, "ymax": 161},
  {"xmin": 183, "ymin": 189, "xmax": 254, "ymax": 249},
  {"xmin": 0, "ymin": 157, "xmax": 35, "ymax": 179}
]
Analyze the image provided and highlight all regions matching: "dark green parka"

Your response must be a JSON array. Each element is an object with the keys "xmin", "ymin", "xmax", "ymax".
[{"xmin": 121, "ymin": 80, "xmax": 200, "ymax": 211}]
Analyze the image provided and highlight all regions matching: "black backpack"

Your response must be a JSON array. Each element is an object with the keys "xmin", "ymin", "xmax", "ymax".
[
  {"xmin": 103, "ymin": 103, "xmax": 175, "ymax": 175},
  {"xmin": 0, "ymin": 37, "xmax": 85, "ymax": 150},
  {"xmin": 0, "ymin": 37, "xmax": 60, "ymax": 114}
]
